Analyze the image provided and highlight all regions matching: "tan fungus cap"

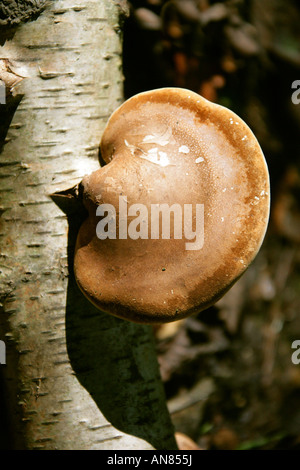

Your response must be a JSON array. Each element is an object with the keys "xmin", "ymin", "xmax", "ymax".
[{"xmin": 74, "ymin": 88, "xmax": 270, "ymax": 323}]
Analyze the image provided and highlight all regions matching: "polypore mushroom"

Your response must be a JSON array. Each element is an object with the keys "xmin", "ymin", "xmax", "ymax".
[{"xmin": 74, "ymin": 88, "xmax": 270, "ymax": 323}]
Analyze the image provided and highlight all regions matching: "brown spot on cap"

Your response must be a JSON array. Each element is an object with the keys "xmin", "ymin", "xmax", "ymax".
[{"xmin": 74, "ymin": 88, "xmax": 270, "ymax": 323}]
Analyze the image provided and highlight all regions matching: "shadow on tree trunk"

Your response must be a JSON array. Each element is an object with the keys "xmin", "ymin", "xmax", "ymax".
[{"xmin": 51, "ymin": 193, "xmax": 177, "ymax": 450}]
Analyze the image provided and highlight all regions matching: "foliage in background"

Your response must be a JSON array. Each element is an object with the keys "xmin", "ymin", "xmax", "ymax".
[{"xmin": 123, "ymin": 0, "xmax": 300, "ymax": 450}]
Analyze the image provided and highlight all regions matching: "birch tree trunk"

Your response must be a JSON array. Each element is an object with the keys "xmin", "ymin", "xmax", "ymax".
[{"xmin": 0, "ymin": 0, "xmax": 176, "ymax": 450}]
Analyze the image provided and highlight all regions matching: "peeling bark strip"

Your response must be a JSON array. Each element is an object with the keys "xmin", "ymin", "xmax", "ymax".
[
  {"xmin": 0, "ymin": 0, "xmax": 176, "ymax": 450},
  {"xmin": 0, "ymin": 0, "xmax": 49, "ymax": 25}
]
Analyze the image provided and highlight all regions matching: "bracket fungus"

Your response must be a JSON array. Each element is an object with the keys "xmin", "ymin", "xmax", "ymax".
[{"xmin": 74, "ymin": 88, "xmax": 270, "ymax": 324}]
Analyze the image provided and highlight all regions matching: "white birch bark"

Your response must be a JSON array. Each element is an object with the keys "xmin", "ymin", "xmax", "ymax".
[{"xmin": 0, "ymin": 0, "xmax": 176, "ymax": 450}]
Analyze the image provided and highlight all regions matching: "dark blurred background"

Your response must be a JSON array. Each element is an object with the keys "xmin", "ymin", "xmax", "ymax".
[{"xmin": 123, "ymin": 0, "xmax": 300, "ymax": 450}]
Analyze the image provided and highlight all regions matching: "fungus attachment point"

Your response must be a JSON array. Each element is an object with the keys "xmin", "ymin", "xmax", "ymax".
[{"xmin": 74, "ymin": 88, "xmax": 270, "ymax": 324}]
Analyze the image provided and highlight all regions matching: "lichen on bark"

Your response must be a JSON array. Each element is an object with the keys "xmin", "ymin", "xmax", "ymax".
[{"xmin": 0, "ymin": 0, "xmax": 49, "ymax": 26}]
